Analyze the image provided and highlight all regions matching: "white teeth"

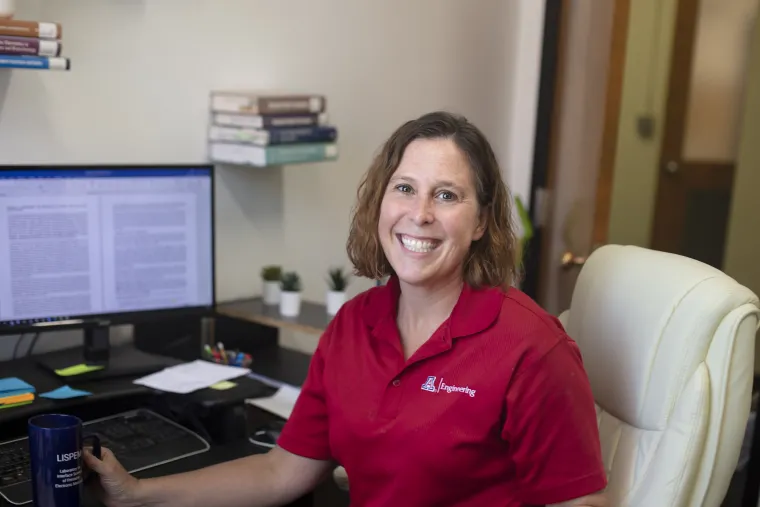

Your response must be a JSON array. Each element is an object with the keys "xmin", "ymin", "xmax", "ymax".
[{"xmin": 400, "ymin": 235, "xmax": 438, "ymax": 253}]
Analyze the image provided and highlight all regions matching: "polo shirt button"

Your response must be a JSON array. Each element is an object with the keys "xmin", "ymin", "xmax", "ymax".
[{"xmin": 392, "ymin": 379, "xmax": 401, "ymax": 387}]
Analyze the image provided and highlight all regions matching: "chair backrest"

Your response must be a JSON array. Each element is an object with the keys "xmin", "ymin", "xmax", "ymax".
[{"xmin": 558, "ymin": 244, "xmax": 760, "ymax": 507}]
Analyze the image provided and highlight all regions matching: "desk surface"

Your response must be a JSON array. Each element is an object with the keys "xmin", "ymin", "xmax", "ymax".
[
  {"xmin": 0, "ymin": 347, "xmax": 290, "ymax": 430},
  {"xmin": 0, "ymin": 319, "xmax": 324, "ymax": 507},
  {"xmin": 0, "ymin": 355, "xmax": 154, "ymax": 427},
  {"xmin": 217, "ymin": 297, "xmax": 331, "ymax": 335}
]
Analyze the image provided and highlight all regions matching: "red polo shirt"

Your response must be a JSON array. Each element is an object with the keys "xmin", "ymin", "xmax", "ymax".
[{"xmin": 277, "ymin": 277, "xmax": 607, "ymax": 506}]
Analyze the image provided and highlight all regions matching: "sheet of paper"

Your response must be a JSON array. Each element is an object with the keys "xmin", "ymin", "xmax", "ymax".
[
  {"xmin": 0, "ymin": 377, "xmax": 34, "ymax": 394},
  {"xmin": 133, "ymin": 360, "xmax": 250, "ymax": 394},
  {"xmin": 246, "ymin": 385, "xmax": 301, "ymax": 420},
  {"xmin": 39, "ymin": 386, "xmax": 92, "ymax": 399}
]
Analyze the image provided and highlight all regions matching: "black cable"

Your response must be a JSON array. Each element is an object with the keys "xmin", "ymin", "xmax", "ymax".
[
  {"xmin": 25, "ymin": 333, "xmax": 41, "ymax": 357},
  {"xmin": 11, "ymin": 333, "xmax": 26, "ymax": 360}
]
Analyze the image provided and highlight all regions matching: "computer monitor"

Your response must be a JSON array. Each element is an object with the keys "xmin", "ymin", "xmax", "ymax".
[{"xmin": 0, "ymin": 165, "xmax": 215, "ymax": 377}]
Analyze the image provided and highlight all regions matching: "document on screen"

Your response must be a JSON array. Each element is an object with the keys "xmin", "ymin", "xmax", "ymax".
[
  {"xmin": 100, "ymin": 195, "xmax": 199, "ymax": 313},
  {"xmin": 0, "ymin": 197, "xmax": 102, "ymax": 319}
]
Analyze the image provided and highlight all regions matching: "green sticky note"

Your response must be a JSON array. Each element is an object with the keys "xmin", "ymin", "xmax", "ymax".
[
  {"xmin": 0, "ymin": 400, "xmax": 33, "ymax": 410},
  {"xmin": 54, "ymin": 364, "xmax": 104, "ymax": 377},
  {"xmin": 209, "ymin": 381, "xmax": 237, "ymax": 391}
]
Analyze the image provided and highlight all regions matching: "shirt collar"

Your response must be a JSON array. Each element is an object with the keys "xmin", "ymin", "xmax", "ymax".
[{"xmin": 362, "ymin": 275, "xmax": 504, "ymax": 340}]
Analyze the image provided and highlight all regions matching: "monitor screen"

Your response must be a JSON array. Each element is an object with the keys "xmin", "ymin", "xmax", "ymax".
[{"xmin": 0, "ymin": 166, "xmax": 214, "ymax": 331}]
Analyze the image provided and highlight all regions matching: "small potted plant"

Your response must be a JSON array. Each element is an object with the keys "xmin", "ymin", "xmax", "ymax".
[
  {"xmin": 260, "ymin": 265, "xmax": 282, "ymax": 305},
  {"xmin": 326, "ymin": 267, "xmax": 350, "ymax": 316},
  {"xmin": 279, "ymin": 271, "xmax": 302, "ymax": 317}
]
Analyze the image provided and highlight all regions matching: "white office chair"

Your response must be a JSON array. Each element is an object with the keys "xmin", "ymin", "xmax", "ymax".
[{"xmin": 559, "ymin": 244, "xmax": 760, "ymax": 507}]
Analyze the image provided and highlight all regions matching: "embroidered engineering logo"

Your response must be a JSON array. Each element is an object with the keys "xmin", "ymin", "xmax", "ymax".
[{"xmin": 420, "ymin": 376, "xmax": 476, "ymax": 398}]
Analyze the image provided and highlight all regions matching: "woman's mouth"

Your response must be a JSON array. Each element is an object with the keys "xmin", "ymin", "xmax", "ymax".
[{"xmin": 397, "ymin": 234, "xmax": 441, "ymax": 254}]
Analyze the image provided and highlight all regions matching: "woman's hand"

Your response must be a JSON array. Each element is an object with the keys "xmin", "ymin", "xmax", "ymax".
[{"xmin": 83, "ymin": 447, "xmax": 145, "ymax": 507}]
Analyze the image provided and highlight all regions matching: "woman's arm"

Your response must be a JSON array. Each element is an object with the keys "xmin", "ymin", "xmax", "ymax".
[
  {"xmin": 136, "ymin": 446, "xmax": 332, "ymax": 507},
  {"xmin": 86, "ymin": 445, "xmax": 332, "ymax": 507},
  {"xmin": 499, "ymin": 335, "xmax": 608, "ymax": 505}
]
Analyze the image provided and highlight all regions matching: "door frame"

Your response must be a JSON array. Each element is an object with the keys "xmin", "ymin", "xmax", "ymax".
[
  {"xmin": 649, "ymin": 0, "xmax": 737, "ymax": 268},
  {"xmin": 521, "ymin": 0, "xmax": 631, "ymax": 304},
  {"xmin": 520, "ymin": 0, "xmax": 564, "ymax": 300}
]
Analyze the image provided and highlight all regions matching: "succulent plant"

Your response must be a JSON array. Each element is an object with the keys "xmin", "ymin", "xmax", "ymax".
[
  {"xmin": 280, "ymin": 271, "xmax": 302, "ymax": 292},
  {"xmin": 260, "ymin": 265, "xmax": 282, "ymax": 282},
  {"xmin": 326, "ymin": 267, "xmax": 350, "ymax": 292}
]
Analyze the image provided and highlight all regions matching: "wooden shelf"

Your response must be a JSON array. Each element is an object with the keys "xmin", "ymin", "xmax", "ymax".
[{"xmin": 216, "ymin": 297, "xmax": 330, "ymax": 335}]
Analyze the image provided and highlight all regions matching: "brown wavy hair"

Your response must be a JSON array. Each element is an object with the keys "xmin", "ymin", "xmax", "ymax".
[{"xmin": 346, "ymin": 111, "xmax": 520, "ymax": 289}]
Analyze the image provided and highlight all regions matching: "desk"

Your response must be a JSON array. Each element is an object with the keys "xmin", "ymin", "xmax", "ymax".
[
  {"xmin": 0, "ymin": 340, "xmax": 345, "ymax": 506},
  {"xmin": 0, "ymin": 354, "xmax": 155, "ymax": 435}
]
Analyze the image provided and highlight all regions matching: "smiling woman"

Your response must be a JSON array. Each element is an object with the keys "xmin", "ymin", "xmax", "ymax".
[
  {"xmin": 347, "ymin": 111, "xmax": 519, "ymax": 290},
  {"xmin": 83, "ymin": 111, "xmax": 608, "ymax": 507}
]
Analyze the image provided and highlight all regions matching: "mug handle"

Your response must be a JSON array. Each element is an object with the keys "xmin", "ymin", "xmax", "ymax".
[{"xmin": 83, "ymin": 434, "xmax": 101, "ymax": 460}]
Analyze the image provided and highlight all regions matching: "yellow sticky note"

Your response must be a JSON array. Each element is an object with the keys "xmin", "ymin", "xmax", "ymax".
[
  {"xmin": 54, "ymin": 364, "xmax": 104, "ymax": 377},
  {"xmin": 0, "ymin": 392, "xmax": 35, "ymax": 405},
  {"xmin": 209, "ymin": 381, "xmax": 237, "ymax": 391}
]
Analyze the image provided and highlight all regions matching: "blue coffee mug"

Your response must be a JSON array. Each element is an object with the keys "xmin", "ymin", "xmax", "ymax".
[{"xmin": 28, "ymin": 414, "xmax": 101, "ymax": 507}]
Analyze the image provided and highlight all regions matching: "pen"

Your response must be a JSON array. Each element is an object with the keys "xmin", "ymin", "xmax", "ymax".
[
  {"xmin": 217, "ymin": 342, "xmax": 227, "ymax": 363},
  {"xmin": 204, "ymin": 344, "xmax": 213, "ymax": 359}
]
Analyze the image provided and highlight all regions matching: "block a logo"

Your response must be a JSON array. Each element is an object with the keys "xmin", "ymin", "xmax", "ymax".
[{"xmin": 421, "ymin": 376, "xmax": 437, "ymax": 392}]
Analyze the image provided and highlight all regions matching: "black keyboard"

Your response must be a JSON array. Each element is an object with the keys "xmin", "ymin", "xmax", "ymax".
[{"xmin": 0, "ymin": 409, "xmax": 209, "ymax": 505}]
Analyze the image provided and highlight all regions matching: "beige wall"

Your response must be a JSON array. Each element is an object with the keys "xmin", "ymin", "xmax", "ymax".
[{"xmin": 0, "ymin": 0, "xmax": 547, "ymax": 359}]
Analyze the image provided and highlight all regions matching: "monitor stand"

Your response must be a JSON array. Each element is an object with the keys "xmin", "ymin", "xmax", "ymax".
[{"xmin": 35, "ymin": 322, "xmax": 181, "ymax": 381}]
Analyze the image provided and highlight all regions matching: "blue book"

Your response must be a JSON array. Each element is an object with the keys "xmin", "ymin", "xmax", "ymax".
[{"xmin": 0, "ymin": 55, "xmax": 70, "ymax": 71}]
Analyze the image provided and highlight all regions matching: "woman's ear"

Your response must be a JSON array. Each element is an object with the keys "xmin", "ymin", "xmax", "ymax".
[{"xmin": 473, "ymin": 210, "xmax": 487, "ymax": 241}]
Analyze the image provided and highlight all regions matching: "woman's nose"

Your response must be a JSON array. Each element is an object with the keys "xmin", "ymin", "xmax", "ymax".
[{"xmin": 411, "ymin": 196, "xmax": 434, "ymax": 225}]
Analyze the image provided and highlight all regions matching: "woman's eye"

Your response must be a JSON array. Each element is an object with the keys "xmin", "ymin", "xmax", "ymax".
[
  {"xmin": 396, "ymin": 184, "xmax": 413, "ymax": 193},
  {"xmin": 438, "ymin": 190, "xmax": 456, "ymax": 201}
]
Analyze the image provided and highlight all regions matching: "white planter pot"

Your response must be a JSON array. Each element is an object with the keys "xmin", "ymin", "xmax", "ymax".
[
  {"xmin": 279, "ymin": 291, "xmax": 301, "ymax": 317},
  {"xmin": 262, "ymin": 281, "xmax": 280, "ymax": 305},
  {"xmin": 326, "ymin": 290, "xmax": 346, "ymax": 316},
  {"xmin": 0, "ymin": 0, "xmax": 14, "ymax": 18}
]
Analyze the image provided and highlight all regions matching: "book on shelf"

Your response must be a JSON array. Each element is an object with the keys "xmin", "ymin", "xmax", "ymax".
[
  {"xmin": 0, "ymin": 17, "xmax": 68, "ymax": 70},
  {"xmin": 212, "ymin": 112, "xmax": 329, "ymax": 129},
  {"xmin": 209, "ymin": 142, "xmax": 338, "ymax": 167},
  {"xmin": 207, "ymin": 89, "xmax": 338, "ymax": 167},
  {"xmin": 0, "ymin": 18, "xmax": 61, "ymax": 39},
  {"xmin": 208, "ymin": 125, "xmax": 338, "ymax": 146},
  {"xmin": 210, "ymin": 91, "xmax": 326, "ymax": 115},
  {"xmin": 0, "ymin": 34, "xmax": 60, "ymax": 56},
  {"xmin": 0, "ymin": 54, "xmax": 68, "ymax": 70}
]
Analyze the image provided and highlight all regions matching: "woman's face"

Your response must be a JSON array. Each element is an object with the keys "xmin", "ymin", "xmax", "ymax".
[{"xmin": 378, "ymin": 138, "xmax": 485, "ymax": 289}]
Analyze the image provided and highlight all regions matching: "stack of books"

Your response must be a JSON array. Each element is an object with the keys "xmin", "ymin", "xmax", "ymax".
[
  {"xmin": 0, "ymin": 17, "xmax": 69, "ymax": 71},
  {"xmin": 207, "ymin": 90, "xmax": 338, "ymax": 167}
]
